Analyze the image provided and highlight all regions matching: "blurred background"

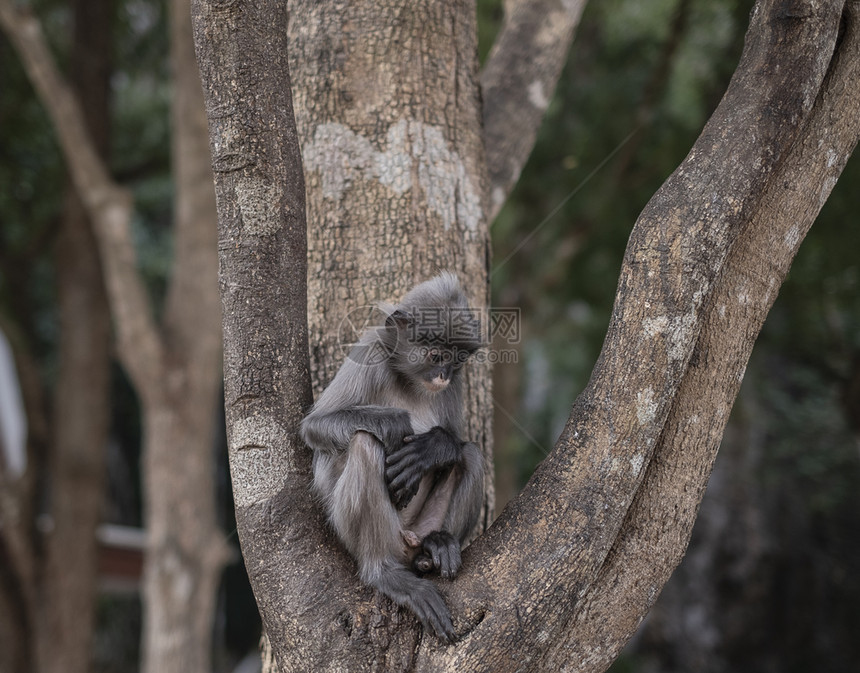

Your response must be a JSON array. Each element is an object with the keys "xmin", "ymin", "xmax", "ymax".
[{"xmin": 1, "ymin": 0, "xmax": 858, "ymax": 671}]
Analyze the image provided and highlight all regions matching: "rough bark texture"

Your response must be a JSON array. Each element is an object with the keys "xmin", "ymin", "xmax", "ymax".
[
  {"xmin": 423, "ymin": 0, "xmax": 856, "ymax": 670},
  {"xmin": 0, "ymin": 2, "xmax": 228, "ymax": 673},
  {"xmin": 481, "ymin": 0, "xmax": 587, "ymax": 219},
  {"xmin": 191, "ymin": 0, "xmax": 859, "ymax": 671},
  {"xmin": 546, "ymin": 6, "xmax": 860, "ymax": 667},
  {"xmin": 288, "ymin": 0, "xmax": 495, "ymax": 530},
  {"xmin": 191, "ymin": 0, "xmax": 314, "ymax": 671}
]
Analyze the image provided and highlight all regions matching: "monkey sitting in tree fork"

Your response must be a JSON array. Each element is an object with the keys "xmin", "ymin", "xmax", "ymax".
[{"xmin": 300, "ymin": 272, "xmax": 485, "ymax": 641}]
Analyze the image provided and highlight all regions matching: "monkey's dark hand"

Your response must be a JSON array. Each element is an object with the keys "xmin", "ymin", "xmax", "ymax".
[{"xmin": 385, "ymin": 426, "xmax": 462, "ymax": 508}]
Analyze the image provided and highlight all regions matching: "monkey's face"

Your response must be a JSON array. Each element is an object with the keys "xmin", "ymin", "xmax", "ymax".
[
  {"xmin": 397, "ymin": 341, "xmax": 475, "ymax": 394},
  {"xmin": 384, "ymin": 303, "xmax": 482, "ymax": 394}
]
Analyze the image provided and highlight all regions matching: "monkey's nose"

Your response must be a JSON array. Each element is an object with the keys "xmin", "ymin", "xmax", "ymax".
[{"xmin": 423, "ymin": 375, "xmax": 450, "ymax": 393}]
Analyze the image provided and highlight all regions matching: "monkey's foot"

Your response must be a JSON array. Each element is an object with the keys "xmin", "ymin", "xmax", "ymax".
[
  {"xmin": 421, "ymin": 531, "xmax": 462, "ymax": 579},
  {"xmin": 413, "ymin": 552, "xmax": 434, "ymax": 574}
]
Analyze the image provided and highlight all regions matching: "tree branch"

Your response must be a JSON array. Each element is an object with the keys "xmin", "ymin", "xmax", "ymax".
[
  {"xmin": 480, "ymin": 0, "xmax": 587, "ymax": 219},
  {"xmin": 543, "ymin": 4, "xmax": 860, "ymax": 668},
  {"xmin": 162, "ymin": 0, "xmax": 220, "ymax": 373},
  {"xmin": 436, "ymin": 0, "xmax": 846, "ymax": 668},
  {"xmin": 0, "ymin": 0, "xmax": 164, "ymax": 401}
]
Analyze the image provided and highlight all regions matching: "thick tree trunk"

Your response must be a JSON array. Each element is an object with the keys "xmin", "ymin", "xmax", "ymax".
[
  {"xmin": 288, "ymin": 1, "xmax": 495, "ymax": 530},
  {"xmin": 192, "ymin": 0, "xmax": 860, "ymax": 671},
  {"xmin": 191, "ymin": 0, "xmax": 313, "ymax": 670}
]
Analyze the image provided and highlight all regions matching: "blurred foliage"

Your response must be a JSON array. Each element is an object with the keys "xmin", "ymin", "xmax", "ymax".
[
  {"xmin": 487, "ymin": 0, "xmax": 860, "ymax": 671},
  {"xmin": 491, "ymin": 0, "xmax": 754, "ymax": 466}
]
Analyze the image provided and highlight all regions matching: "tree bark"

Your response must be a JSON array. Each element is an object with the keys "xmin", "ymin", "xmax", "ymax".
[
  {"xmin": 288, "ymin": 0, "xmax": 495, "ymax": 529},
  {"xmin": 539, "ymin": 4, "xmax": 860, "ymax": 668},
  {"xmin": 191, "ymin": 0, "xmax": 859, "ymax": 671},
  {"xmin": 191, "ymin": 0, "xmax": 313, "ymax": 670},
  {"xmin": 0, "ymin": 2, "xmax": 229, "ymax": 673}
]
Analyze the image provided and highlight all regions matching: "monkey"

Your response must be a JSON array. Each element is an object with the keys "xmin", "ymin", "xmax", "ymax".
[{"xmin": 300, "ymin": 272, "xmax": 485, "ymax": 641}]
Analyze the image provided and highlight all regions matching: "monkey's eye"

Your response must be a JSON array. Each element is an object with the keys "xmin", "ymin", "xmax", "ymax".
[{"xmin": 426, "ymin": 348, "xmax": 442, "ymax": 363}]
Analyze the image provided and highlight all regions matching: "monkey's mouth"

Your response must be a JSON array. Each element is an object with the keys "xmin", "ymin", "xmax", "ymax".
[{"xmin": 422, "ymin": 377, "xmax": 450, "ymax": 393}]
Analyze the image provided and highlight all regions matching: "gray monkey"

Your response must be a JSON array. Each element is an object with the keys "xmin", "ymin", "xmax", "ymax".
[{"xmin": 300, "ymin": 272, "xmax": 485, "ymax": 641}]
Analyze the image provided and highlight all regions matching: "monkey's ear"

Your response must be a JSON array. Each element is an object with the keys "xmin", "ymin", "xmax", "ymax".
[{"xmin": 385, "ymin": 309, "xmax": 412, "ymax": 329}]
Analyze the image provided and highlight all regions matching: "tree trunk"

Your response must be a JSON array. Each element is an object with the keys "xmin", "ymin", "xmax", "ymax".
[
  {"xmin": 191, "ymin": 0, "xmax": 314, "ymax": 669},
  {"xmin": 288, "ymin": 1, "xmax": 495, "ymax": 530},
  {"xmin": 191, "ymin": 0, "xmax": 860, "ymax": 671},
  {"xmin": 535, "ymin": 3, "xmax": 860, "ymax": 669},
  {"xmin": 38, "ymin": 200, "xmax": 111, "ymax": 673},
  {"xmin": 0, "ymin": 0, "xmax": 113, "ymax": 670},
  {"xmin": 35, "ymin": 0, "xmax": 113, "ymax": 671},
  {"xmin": 140, "ymin": 398, "xmax": 227, "ymax": 673}
]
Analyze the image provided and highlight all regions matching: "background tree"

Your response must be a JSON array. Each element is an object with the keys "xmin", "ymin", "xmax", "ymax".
[
  {"xmin": 0, "ymin": 1, "xmax": 113, "ymax": 671},
  {"xmin": 193, "ymin": 0, "xmax": 859, "ymax": 672},
  {"xmin": 0, "ymin": 1, "xmax": 229, "ymax": 672}
]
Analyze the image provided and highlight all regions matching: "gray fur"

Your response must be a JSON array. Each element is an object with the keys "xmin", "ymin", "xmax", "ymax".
[{"xmin": 300, "ymin": 273, "xmax": 485, "ymax": 641}]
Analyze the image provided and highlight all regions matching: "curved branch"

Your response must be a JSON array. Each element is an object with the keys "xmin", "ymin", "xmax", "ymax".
[
  {"xmin": 480, "ymin": 0, "xmax": 587, "ymax": 219},
  {"xmin": 0, "ymin": 1, "xmax": 163, "ymax": 401},
  {"xmin": 543, "ymin": 4, "xmax": 860, "ymax": 668},
  {"xmin": 437, "ymin": 1, "xmax": 845, "ymax": 669}
]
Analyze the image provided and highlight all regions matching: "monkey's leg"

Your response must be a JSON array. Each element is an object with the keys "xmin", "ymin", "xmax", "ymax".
[
  {"xmin": 406, "ymin": 470, "xmax": 457, "ymax": 539},
  {"xmin": 329, "ymin": 432, "xmax": 456, "ymax": 641},
  {"xmin": 414, "ymin": 442, "xmax": 485, "ymax": 579},
  {"xmin": 442, "ymin": 441, "xmax": 484, "ymax": 543},
  {"xmin": 327, "ymin": 432, "xmax": 403, "ymax": 576},
  {"xmin": 405, "ymin": 470, "xmax": 461, "ymax": 578}
]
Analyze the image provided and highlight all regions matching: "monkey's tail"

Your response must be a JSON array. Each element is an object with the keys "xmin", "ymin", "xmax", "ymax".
[{"xmin": 365, "ymin": 561, "xmax": 455, "ymax": 642}]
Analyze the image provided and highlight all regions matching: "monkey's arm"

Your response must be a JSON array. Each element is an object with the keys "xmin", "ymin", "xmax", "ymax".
[
  {"xmin": 300, "ymin": 405, "xmax": 413, "ymax": 456},
  {"xmin": 384, "ymin": 426, "xmax": 467, "ymax": 508}
]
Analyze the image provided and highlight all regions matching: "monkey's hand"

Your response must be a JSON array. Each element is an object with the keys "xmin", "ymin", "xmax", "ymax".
[
  {"xmin": 419, "ymin": 531, "xmax": 462, "ymax": 579},
  {"xmin": 385, "ymin": 426, "xmax": 462, "ymax": 508}
]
